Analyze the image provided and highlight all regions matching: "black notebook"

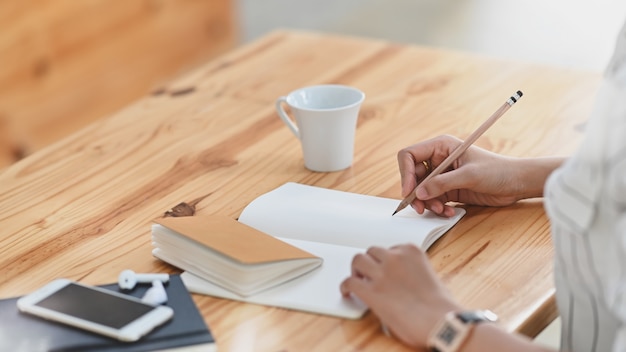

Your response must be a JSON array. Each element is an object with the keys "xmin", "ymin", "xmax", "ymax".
[{"xmin": 0, "ymin": 274, "xmax": 215, "ymax": 352}]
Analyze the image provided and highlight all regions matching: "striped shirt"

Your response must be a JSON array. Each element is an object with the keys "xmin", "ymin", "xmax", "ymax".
[{"xmin": 544, "ymin": 20, "xmax": 626, "ymax": 352}]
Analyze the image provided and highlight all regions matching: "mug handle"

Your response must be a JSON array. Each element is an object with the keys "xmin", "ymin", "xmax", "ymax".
[{"xmin": 275, "ymin": 96, "xmax": 300, "ymax": 139}]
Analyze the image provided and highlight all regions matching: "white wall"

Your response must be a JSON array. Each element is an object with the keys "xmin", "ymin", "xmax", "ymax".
[{"xmin": 236, "ymin": 0, "xmax": 626, "ymax": 71}]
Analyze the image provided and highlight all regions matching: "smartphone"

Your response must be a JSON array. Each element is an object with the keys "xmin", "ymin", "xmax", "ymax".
[{"xmin": 17, "ymin": 278, "xmax": 174, "ymax": 342}]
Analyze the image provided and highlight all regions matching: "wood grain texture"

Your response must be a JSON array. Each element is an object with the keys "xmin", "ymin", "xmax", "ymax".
[
  {"xmin": 0, "ymin": 0, "xmax": 237, "ymax": 168},
  {"xmin": 0, "ymin": 30, "xmax": 601, "ymax": 351}
]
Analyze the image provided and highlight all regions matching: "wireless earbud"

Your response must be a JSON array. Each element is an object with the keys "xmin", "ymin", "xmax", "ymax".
[
  {"xmin": 141, "ymin": 280, "xmax": 168, "ymax": 305},
  {"xmin": 118, "ymin": 269, "xmax": 169, "ymax": 290}
]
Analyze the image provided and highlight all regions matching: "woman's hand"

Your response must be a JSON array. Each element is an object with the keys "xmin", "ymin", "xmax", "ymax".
[
  {"xmin": 340, "ymin": 244, "xmax": 461, "ymax": 349},
  {"xmin": 397, "ymin": 135, "xmax": 563, "ymax": 217},
  {"xmin": 341, "ymin": 243, "xmax": 555, "ymax": 351}
]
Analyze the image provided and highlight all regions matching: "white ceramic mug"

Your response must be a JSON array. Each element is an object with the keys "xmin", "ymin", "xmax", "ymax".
[{"xmin": 275, "ymin": 84, "xmax": 365, "ymax": 172}]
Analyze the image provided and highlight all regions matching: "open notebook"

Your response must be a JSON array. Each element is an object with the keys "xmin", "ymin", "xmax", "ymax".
[{"xmin": 159, "ymin": 182, "xmax": 465, "ymax": 319}]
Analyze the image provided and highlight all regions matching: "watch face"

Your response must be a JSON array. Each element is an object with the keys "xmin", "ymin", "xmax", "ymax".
[
  {"xmin": 438, "ymin": 324, "xmax": 458, "ymax": 345},
  {"xmin": 457, "ymin": 310, "xmax": 498, "ymax": 323}
]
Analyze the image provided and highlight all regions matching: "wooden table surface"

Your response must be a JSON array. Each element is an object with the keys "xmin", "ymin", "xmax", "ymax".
[{"xmin": 0, "ymin": 30, "xmax": 601, "ymax": 351}]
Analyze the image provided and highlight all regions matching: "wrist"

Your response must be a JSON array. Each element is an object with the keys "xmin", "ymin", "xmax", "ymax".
[
  {"xmin": 426, "ymin": 310, "xmax": 498, "ymax": 352},
  {"xmin": 511, "ymin": 157, "xmax": 564, "ymax": 200}
]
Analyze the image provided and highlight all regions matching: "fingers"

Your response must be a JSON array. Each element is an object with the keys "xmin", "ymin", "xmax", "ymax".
[
  {"xmin": 398, "ymin": 150, "xmax": 418, "ymax": 198},
  {"xmin": 416, "ymin": 167, "xmax": 468, "ymax": 201},
  {"xmin": 340, "ymin": 275, "xmax": 366, "ymax": 296},
  {"xmin": 398, "ymin": 141, "xmax": 436, "ymax": 198},
  {"xmin": 398, "ymin": 135, "xmax": 461, "ymax": 198},
  {"xmin": 398, "ymin": 155, "xmax": 432, "ymax": 199},
  {"xmin": 413, "ymin": 171, "xmax": 465, "ymax": 217},
  {"xmin": 341, "ymin": 246, "xmax": 388, "ymax": 296},
  {"xmin": 341, "ymin": 244, "xmax": 424, "ymax": 297},
  {"xmin": 351, "ymin": 247, "xmax": 387, "ymax": 276}
]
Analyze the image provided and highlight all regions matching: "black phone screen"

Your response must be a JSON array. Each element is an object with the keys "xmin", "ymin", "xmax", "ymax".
[{"xmin": 35, "ymin": 283, "xmax": 155, "ymax": 329}]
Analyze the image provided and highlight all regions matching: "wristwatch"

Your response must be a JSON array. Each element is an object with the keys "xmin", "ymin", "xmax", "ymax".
[{"xmin": 427, "ymin": 310, "xmax": 498, "ymax": 352}]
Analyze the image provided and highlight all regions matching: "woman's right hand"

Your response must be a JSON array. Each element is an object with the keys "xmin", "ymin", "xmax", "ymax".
[{"xmin": 397, "ymin": 135, "xmax": 562, "ymax": 217}]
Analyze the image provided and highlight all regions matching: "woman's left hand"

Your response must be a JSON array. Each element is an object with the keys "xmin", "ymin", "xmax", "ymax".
[{"xmin": 340, "ymin": 244, "xmax": 462, "ymax": 349}]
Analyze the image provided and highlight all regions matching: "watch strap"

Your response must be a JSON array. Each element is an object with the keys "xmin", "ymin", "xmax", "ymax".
[{"xmin": 427, "ymin": 310, "xmax": 497, "ymax": 352}]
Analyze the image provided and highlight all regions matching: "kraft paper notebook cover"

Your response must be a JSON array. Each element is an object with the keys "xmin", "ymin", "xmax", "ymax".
[
  {"xmin": 152, "ymin": 215, "xmax": 322, "ymax": 297},
  {"xmin": 155, "ymin": 182, "xmax": 465, "ymax": 319},
  {"xmin": 0, "ymin": 275, "xmax": 214, "ymax": 352}
]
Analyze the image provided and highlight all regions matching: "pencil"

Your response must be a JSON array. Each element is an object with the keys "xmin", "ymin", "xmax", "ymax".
[{"xmin": 392, "ymin": 90, "xmax": 523, "ymax": 216}]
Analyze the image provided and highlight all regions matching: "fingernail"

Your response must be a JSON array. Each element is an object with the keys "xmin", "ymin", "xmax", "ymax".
[{"xmin": 416, "ymin": 187, "xmax": 428, "ymax": 200}]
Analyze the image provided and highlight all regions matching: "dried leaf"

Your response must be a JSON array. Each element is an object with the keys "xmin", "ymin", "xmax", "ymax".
[
  {"xmin": 163, "ymin": 192, "xmax": 212, "ymax": 217},
  {"xmin": 169, "ymin": 86, "xmax": 196, "ymax": 97}
]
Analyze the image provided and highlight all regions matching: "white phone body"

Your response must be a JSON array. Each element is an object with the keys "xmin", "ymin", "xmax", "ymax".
[{"xmin": 17, "ymin": 278, "xmax": 174, "ymax": 342}]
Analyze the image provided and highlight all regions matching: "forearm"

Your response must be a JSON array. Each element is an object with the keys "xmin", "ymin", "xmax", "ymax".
[
  {"xmin": 511, "ymin": 157, "xmax": 565, "ymax": 200},
  {"xmin": 461, "ymin": 323, "xmax": 556, "ymax": 352}
]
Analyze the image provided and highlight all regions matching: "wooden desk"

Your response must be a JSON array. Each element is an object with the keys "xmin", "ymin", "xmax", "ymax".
[
  {"xmin": 0, "ymin": 30, "xmax": 601, "ymax": 351},
  {"xmin": 0, "ymin": 0, "xmax": 237, "ymax": 168}
]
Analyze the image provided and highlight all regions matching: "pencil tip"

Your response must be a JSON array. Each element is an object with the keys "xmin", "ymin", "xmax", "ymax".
[{"xmin": 392, "ymin": 210, "xmax": 398, "ymax": 216}]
